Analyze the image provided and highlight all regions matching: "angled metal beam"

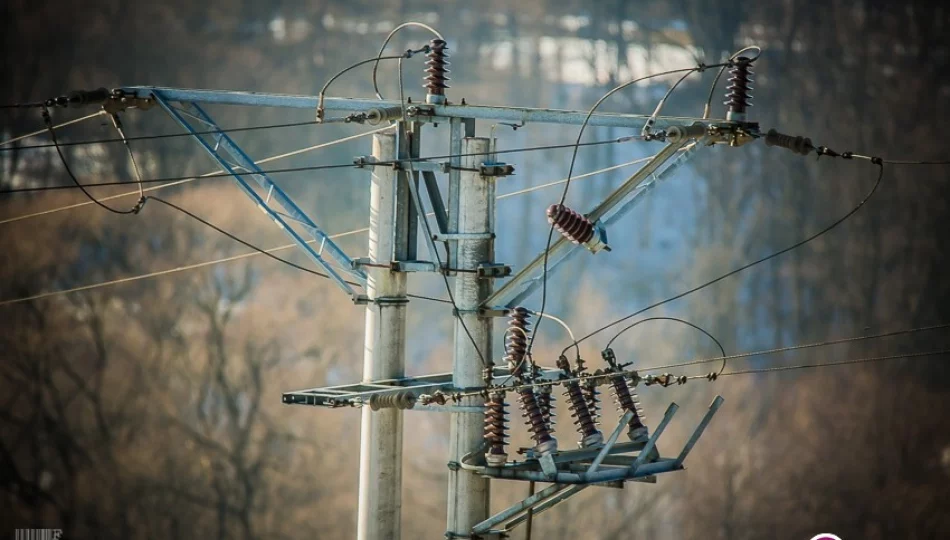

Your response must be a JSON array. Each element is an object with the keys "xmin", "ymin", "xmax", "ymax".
[
  {"xmin": 152, "ymin": 91, "xmax": 366, "ymax": 300},
  {"xmin": 483, "ymin": 138, "xmax": 695, "ymax": 310},
  {"xmin": 673, "ymin": 395, "xmax": 724, "ymax": 468},
  {"xmin": 631, "ymin": 402, "xmax": 679, "ymax": 472}
]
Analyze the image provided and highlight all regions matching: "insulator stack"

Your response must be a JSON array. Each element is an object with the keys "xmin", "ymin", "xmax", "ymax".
[
  {"xmin": 547, "ymin": 204, "xmax": 594, "ymax": 243},
  {"xmin": 546, "ymin": 204, "xmax": 610, "ymax": 253},
  {"xmin": 424, "ymin": 39, "xmax": 450, "ymax": 103},
  {"xmin": 582, "ymin": 382, "xmax": 601, "ymax": 427},
  {"xmin": 724, "ymin": 56, "xmax": 753, "ymax": 121},
  {"xmin": 537, "ymin": 386, "xmax": 555, "ymax": 434},
  {"xmin": 564, "ymin": 381, "xmax": 603, "ymax": 447},
  {"xmin": 483, "ymin": 392, "xmax": 508, "ymax": 466},
  {"xmin": 504, "ymin": 307, "xmax": 531, "ymax": 377},
  {"xmin": 519, "ymin": 388, "xmax": 557, "ymax": 455},
  {"xmin": 610, "ymin": 376, "xmax": 648, "ymax": 441}
]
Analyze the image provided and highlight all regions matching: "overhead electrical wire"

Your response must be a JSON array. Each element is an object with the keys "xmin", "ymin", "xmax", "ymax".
[
  {"xmin": 42, "ymin": 106, "xmax": 144, "ymax": 215},
  {"xmin": 0, "ymin": 155, "xmax": 645, "ymax": 308},
  {"xmin": 604, "ymin": 316, "xmax": 727, "ymax": 375},
  {"xmin": 636, "ymin": 321, "xmax": 950, "ymax": 375},
  {"xmin": 436, "ymin": 321, "xmax": 950, "ymax": 399},
  {"xmin": 529, "ymin": 60, "xmax": 732, "ymax": 361},
  {"xmin": 707, "ymin": 349, "xmax": 950, "ymax": 378},
  {"xmin": 0, "ymin": 136, "xmax": 645, "ymax": 196},
  {"xmin": 372, "ymin": 22, "xmax": 444, "ymax": 100},
  {"xmin": 0, "ymin": 118, "xmax": 327, "ymax": 152},
  {"xmin": 0, "ymin": 125, "xmax": 395, "ymax": 226},
  {"xmin": 560, "ymin": 159, "xmax": 886, "ymax": 356},
  {"xmin": 0, "ymin": 110, "xmax": 104, "ymax": 147}
]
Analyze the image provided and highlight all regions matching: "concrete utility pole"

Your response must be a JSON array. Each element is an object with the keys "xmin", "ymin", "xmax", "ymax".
[
  {"xmin": 446, "ymin": 137, "xmax": 494, "ymax": 536},
  {"xmin": 357, "ymin": 131, "xmax": 409, "ymax": 540}
]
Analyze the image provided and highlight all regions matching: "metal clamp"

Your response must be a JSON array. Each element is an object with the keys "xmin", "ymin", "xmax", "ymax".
[
  {"xmin": 476, "ymin": 263, "xmax": 512, "ymax": 279},
  {"xmin": 479, "ymin": 163, "xmax": 515, "ymax": 177}
]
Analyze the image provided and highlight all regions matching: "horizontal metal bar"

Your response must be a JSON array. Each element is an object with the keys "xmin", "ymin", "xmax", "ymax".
[
  {"xmin": 480, "ymin": 458, "xmax": 681, "ymax": 484},
  {"xmin": 122, "ymin": 86, "xmax": 727, "ymax": 129},
  {"xmin": 674, "ymin": 395, "xmax": 724, "ymax": 468}
]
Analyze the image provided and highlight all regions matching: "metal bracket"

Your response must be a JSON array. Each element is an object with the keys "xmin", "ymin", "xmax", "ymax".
[
  {"xmin": 478, "ymin": 163, "xmax": 515, "ymax": 177},
  {"xmin": 433, "ymin": 232, "xmax": 495, "ymax": 242},
  {"xmin": 476, "ymin": 263, "xmax": 512, "ymax": 279}
]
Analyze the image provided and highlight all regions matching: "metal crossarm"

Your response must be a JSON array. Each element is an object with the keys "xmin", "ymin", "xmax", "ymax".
[
  {"xmin": 152, "ymin": 92, "xmax": 367, "ymax": 300},
  {"xmin": 122, "ymin": 86, "xmax": 725, "ymax": 129}
]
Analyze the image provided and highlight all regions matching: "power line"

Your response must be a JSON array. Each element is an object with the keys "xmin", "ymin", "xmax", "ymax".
[
  {"xmin": 1, "ymin": 111, "xmax": 104, "ymax": 147},
  {"xmin": 0, "ymin": 125, "xmax": 395, "ymax": 226},
  {"xmin": 0, "ymin": 118, "xmax": 326, "ymax": 152},
  {"xmin": 0, "ymin": 156, "xmax": 637, "ymax": 308},
  {"xmin": 561, "ymin": 159, "xmax": 886, "ymax": 356},
  {"xmin": 707, "ymin": 349, "xmax": 950, "ymax": 378},
  {"xmin": 42, "ymin": 107, "xmax": 143, "ymax": 215},
  {"xmin": 0, "ymin": 136, "xmax": 642, "ymax": 195},
  {"xmin": 637, "ymin": 321, "xmax": 950, "ymax": 374},
  {"xmin": 604, "ymin": 316, "xmax": 727, "ymax": 374}
]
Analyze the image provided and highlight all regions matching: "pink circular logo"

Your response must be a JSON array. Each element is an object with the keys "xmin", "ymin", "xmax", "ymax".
[{"xmin": 810, "ymin": 535, "xmax": 842, "ymax": 540}]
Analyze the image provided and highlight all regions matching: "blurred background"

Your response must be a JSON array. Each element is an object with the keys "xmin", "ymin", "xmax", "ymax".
[{"xmin": 2, "ymin": 0, "xmax": 949, "ymax": 538}]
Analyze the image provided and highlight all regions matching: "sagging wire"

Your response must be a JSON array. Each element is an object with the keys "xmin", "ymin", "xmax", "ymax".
[
  {"xmin": 0, "ymin": 125, "xmax": 395, "ymax": 226},
  {"xmin": 424, "ymin": 321, "xmax": 950, "ymax": 402},
  {"xmin": 1, "ymin": 118, "xmax": 326, "ymax": 152},
  {"xmin": 561, "ymin": 158, "xmax": 886, "ymax": 357},
  {"xmin": 316, "ymin": 48, "xmax": 430, "ymax": 123},
  {"xmin": 42, "ymin": 106, "xmax": 145, "ymax": 215},
  {"xmin": 1, "ymin": 111, "xmax": 104, "ymax": 147},
  {"xmin": 0, "ymin": 154, "xmax": 642, "ymax": 306},
  {"xmin": 0, "ymin": 136, "xmax": 644, "ymax": 195},
  {"xmin": 637, "ymin": 321, "xmax": 950, "ymax": 375},
  {"xmin": 529, "ymin": 60, "xmax": 730, "ymax": 362},
  {"xmin": 604, "ymin": 316, "xmax": 727, "ymax": 375},
  {"xmin": 372, "ymin": 22, "xmax": 444, "ymax": 100}
]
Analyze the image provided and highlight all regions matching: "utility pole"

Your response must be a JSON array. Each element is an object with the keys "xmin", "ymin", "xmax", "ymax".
[
  {"xmin": 357, "ymin": 130, "xmax": 409, "ymax": 540},
  {"xmin": 446, "ymin": 137, "xmax": 494, "ymax": 536}
]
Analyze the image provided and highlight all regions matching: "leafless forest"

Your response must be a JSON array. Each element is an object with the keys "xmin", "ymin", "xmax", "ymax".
[{"xmin": 2, "ymin": 1, "xmax": 949, "ymax": 539}]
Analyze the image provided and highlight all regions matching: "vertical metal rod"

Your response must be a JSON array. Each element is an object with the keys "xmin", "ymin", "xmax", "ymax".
[
  {"xmin": 357, "ymin": 132, "xmax": 409, "ymax": 540},
  {"xmin": 524, "ymin": 481, "xmax": 536, "ymax": 540},
  {"xmin": 446, "ymin": 136, "xmax": 493, "ymax": 536}
]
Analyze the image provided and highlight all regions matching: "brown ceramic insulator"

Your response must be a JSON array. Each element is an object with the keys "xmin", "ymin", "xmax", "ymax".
[
  {"xmin": 583, "ymin": 383, "xmax": 601, "ymax": 425},
  {"xmin": 537, "ymin": 387, "xmax": 555, "ymax": 434},
  {"xmin": 546, "ymin": 204, "xmax": 595, "ymax": 245},
  {"xmin": 484, "ymin": 392, "xmax": 508, "ymax": 458},
  {"xmin": 724, "ymin": 56, "xmax": 753, "ymax": 116},
  {"xmin": 424, "ymin": 39, "xmax": 450, "ymax": 96},
  {"xmin": 611, "ymin": 376, "xmax": 647, "ymax": 432},
  {"xmin": 504, "ymin": 307, "xmax": 531, "ymax": 376},
  {"xmin": 519, "ymin": 389, "xmax": 554, "ymax": 445},
  {"xmin": 564, "ymin": 381, "xmax": 598, "ymax": 440}
]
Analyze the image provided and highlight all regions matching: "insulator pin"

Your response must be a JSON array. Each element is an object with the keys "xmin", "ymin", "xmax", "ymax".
[{"xmin": 546, "ymin": 204, "xmax": 610, "ymax": 253}]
